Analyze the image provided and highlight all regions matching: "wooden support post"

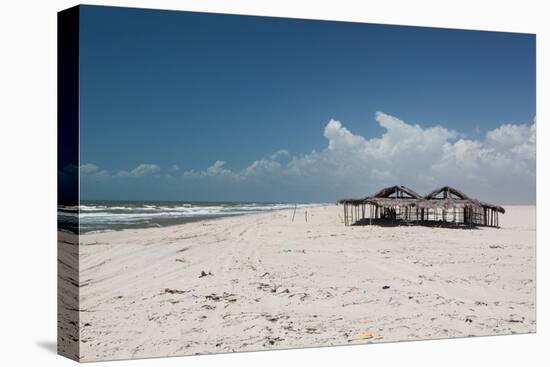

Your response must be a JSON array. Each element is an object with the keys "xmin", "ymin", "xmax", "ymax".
[
  {"xmin": 345, "ymin": 204, "xmax": 348, "ymax": 226},
  {"xmin": 345, "ymin": 204, "xmax": 347, "ymax": 226},
  {"xmin": 343, "ymin": 204, "xmax": 346, "ymax": 226},
  {"xmin": 369, "ymin": 205, "xmax": 373, "ymax": 225}
]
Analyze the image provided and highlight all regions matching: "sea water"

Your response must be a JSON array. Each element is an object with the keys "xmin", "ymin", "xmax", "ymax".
[{"xmin": 58, "ymin": 200, "xmax": 320, "ymax": 233}]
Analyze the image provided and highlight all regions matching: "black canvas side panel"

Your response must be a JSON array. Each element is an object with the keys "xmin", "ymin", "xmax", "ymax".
[{"xmin": 57, "ymin": 5, "xmax": 80, "ymax": 362}]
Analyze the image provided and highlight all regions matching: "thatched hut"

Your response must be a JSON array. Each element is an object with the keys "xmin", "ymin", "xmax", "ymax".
[
  {"xmin": 337, "ymin": 185, "xmax": 505, "ymax": 228},
  {"xmin": 421, "ymin": 186, "xmax": 505, "ymax": 227}
]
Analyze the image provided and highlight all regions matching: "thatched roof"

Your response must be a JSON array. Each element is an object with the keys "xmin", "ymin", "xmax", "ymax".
[
  {"xmin": 337, "ymin": 197, "xmax": 369, "ymax": 205},
  {"xmin": 338, "ymin": 185, "xmax": 505, "ymax": 214},
  {"xmin": 337, "ymin": 185, "xmax": 422, "ymax": 206},
  {"xmin": 424, "ymin": 186, "xmax": 505, "ymax": 213}
]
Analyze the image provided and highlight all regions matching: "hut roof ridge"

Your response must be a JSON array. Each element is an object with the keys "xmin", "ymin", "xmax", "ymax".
[
  {"xmin": 424, "ymin": 185, "xmax": 471, "ymax": 200},
  {"xmin": 371, "ymin": 185, "xmax": 423, "ymax": 199}
]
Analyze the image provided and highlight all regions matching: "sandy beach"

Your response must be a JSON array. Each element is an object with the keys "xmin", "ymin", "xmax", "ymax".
[{"xmin": 61, "ymin": 204, "xmax": 535, "ymax": 361}]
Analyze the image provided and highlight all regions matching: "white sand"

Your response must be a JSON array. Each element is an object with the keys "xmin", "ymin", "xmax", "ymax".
[{"xmin": 72, "ymin": 205, "xmax": 535, "ymax": 361}]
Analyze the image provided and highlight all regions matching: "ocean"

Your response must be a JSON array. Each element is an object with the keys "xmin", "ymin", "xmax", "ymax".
[{"xmin": 58, "ymin": 200, "xmax": 321, "ymax": 234}]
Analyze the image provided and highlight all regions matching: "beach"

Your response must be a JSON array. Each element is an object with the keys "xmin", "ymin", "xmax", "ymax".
[{"xmin": 62, "ymin": 204, "xmax": 535, "ymax": 361}]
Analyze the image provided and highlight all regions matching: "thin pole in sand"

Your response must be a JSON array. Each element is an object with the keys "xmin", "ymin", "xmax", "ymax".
[{"xmin": 292, "ymin": 203, "xmax": 297, "ymax": 222}]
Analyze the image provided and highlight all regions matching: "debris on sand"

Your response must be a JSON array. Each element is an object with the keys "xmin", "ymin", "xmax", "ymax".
[
  {"xmin": 507, "ymin": 316, "xmax": 525, "ymax": 323},
  {"xmin": 205, "ymin": 292, "xmax": 237, "ymax": 303},
  {"xmin": 199, "ymin": 270, "xmax": 213, "ymax": 278},
  {"xmin": 257, "ymin": 282, "xmax": 279, "ymax": 293},
  {"xmin": 264, "ymin": 336, "xmax": 284, "ymax": 346},
  {"xmin": 382, "ymin": 285, "xmax": 390, "ymax": 290},
  {"xmin": 161, "ymin": 288, "xmax": 188, "ymax": 295},
  {"xmin": 281, "ymin": 249, "xmax": 306, "ymax": 254},
  {"xmin": 353, "ymin": 330, "xmax": 374, "ymax": 340}
]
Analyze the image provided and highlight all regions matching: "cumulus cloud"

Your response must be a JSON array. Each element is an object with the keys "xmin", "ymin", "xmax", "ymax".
[
  {"xmin": 283, "ymin": 112, "xmax": 460, "ymax": 188},
  {"xmin": 80, "ymin": 112, "xmax": 536, "ymax": 204},
  {"xmin": 117, "ymin": 164, "xmax": 161, "ymax": 177},
  {"xmin": 81, "ymin": 163, "xmax": 161, "ymax": 179},
  {"xmin": 183, "ymin": 151, "xmax": 289, "ymax": 180},
  {"xmin": 80, "ymin": 163, "xmax": 99, "ymax": 174},
  {"xmin": 183, "ymin": 160, "xmax": 236, "ymax": 178},
  {"xmin": 270, "ymin": 149, "xmax": 290, "ymax": 160},
  {"xmin": 184, "ymin": 112, "xmax": 534, "ymax": 203},
  {"xmin": 486, "ymin": 123, "xmax": 536, "ymax": 160}
]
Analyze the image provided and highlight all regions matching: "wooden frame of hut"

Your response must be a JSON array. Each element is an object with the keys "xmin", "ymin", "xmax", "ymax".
[{"xmin": 338, "ymin": 185, "xmax": 505, "ymax": 228}]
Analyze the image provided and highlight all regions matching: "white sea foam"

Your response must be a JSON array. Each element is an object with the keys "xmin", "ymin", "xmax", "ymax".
[{"xmin": 73, "ymin": 202, "xmax": 325, "ymax": 233}]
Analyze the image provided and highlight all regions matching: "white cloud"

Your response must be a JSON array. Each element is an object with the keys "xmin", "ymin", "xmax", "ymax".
[
  {"xmin": 81, "ymin": 163, "xmax": 161, "ymax": 179},
  {"xmin": 184, "ymin": 160, "xmax": 237, "ymax": 179},
  {"xmin": 184, "ymin": 153, "xmax": 287, "ymax": 180},
  {"xmin": 80, "ymin": 163, "xmax": 99, "ymax": 174},
  {"xmin": 80, "ymin": 112, "xmax": 536, "ymax": 204},
  {"xmin": 270, "ymin": 149, "xmax": 290, "ymax": 160},
  {"xmin": 206, "ymin": 161, "xmax": 227, "ymax": 176},
  {"xmin": 486, "ymin": 122, "xmax": 536, "ymax": 160},
  {"xmin": 201, "ymin": 111, "xmax": 534, "ymax": 203},
  {"xmin": 242, "ymin": 158, "xmax": 282, "ymax": 177},
  {"xmin": 283, "ymin": 112, "xmax": 460, "ymax": 188},
  {"xmin": 117, "ymin": 163, "xmax": 161, "ymax": 177}
]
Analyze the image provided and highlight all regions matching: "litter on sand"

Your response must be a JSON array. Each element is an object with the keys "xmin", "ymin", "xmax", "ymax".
[{"xmin": 353, "ymin": 330, "xmax": 374, "ymax": 340}]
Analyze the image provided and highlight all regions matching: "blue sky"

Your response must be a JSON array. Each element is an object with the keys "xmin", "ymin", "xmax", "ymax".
[{"xmin": 79, "ymin": 5, "xmax": 536, "ymax": 203}]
